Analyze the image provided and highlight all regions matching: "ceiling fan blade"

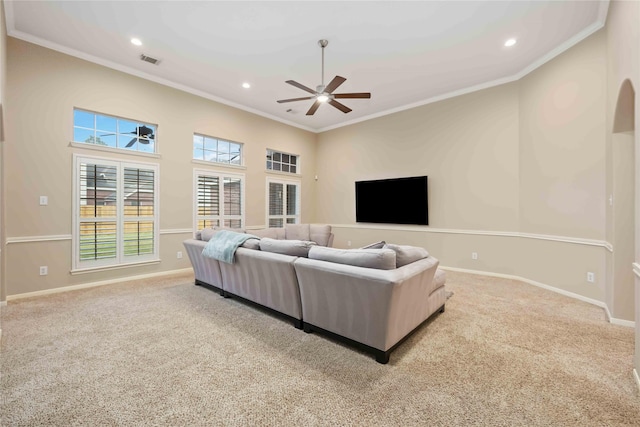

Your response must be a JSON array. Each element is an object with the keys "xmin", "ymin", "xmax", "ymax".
[
  {"xmin": 286, "ymin": 80, "xmax": 317, "ymax": 95},
  {"xmin": 277, "ymin": 96, "xmax": 315, "ymax": 103},
  {"xmin": 324, "ymin": 76, "xmax": 346, "ymax": 94},
  {"xmin": 334, "ymin": 93, "xmax": 371, "ymax": 99},
  {"xmin": 125, "ymin": 137, "xmax": 138, "ymax": 148},
  {"xmin": 328, "ymin": 99, "xmax": 352, "ymax": 114},
  {"xmin": 306, "ymin": 100, "xmax": 322, "ymax": 116}
]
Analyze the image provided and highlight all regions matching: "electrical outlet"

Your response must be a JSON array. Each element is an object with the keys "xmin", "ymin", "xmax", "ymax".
[
  {"xmin": 471, "ymin": 252, "xmax": 478, "ymax": 260},
  {"xmin": 177, "ymin": 251, "xmax": 183, "ymax": 259},
  {"xmin": 347, "ymin": 240, "xmax": 352, "ymax": 247},
  {"xmin": 39, "ymin": 196, "xmax": 48, "ymax": 206},
  {"xmin": 39, "ymin": 266, "xmax": 48, "ymax": 276},
  {"xmin": 587, "ymin": 272, "xmax": 595, "ymax": 283}
]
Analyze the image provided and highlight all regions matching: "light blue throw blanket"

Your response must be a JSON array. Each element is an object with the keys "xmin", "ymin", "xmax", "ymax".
[{"xmin": 202, "ymin": 230, "xmax": 259, "ymax": 264}]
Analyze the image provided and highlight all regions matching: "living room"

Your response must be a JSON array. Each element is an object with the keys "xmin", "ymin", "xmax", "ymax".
[{"xmin": 1, "ymin": 0, "xmax": 639, "ymax": 424}]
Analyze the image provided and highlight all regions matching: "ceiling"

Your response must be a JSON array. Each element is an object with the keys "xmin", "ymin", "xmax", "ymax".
[{"xmin": 4, "ymin": 1, "xmax": 608, "ymax": 132}]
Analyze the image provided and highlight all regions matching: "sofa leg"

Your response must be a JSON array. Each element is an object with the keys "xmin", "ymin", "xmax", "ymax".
[
  {"xmin": 303, "ymin": 323, "xmax": 313, "ymax": 334},
  {"xmin": 293, "ymin": 319, "xmax": 303, "ymax": 330},
  {"xmin": 439, "ymin": 304, "xmax": 445, "ymax": 313},
  {"xmin": 375, "ymin": 350, "xmax": 390, "ymax": 364},
  {"xmin": 221, "ymin": 290, "xmax": 230, "ymax": 298}
]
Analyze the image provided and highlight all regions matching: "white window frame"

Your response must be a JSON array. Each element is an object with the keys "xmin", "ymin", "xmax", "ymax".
[
  {"xmin": 266, "ymin": 177, "xmax": 301, "ymax": 227},
  {"xmin": 266, "ymin": 149, "xmax": 300, "ymax": 175},
  {"xmin": 193, "ymin": 169, "xmax": 246, "ymax": 232},
  {"xmin": 72, "ymin": 154, "xmax": 160, "ymax": 271},
  {"xmin": 193, "ymin": 134, "xmax": 243, "ymax": 167}
]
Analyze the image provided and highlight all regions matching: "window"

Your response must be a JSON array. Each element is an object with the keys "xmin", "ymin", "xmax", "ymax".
[
  {"xmin": 73, "ymin": 109, "xmax": 157, "ymax": 154},
  {"xmin": 267, "ymin": 178, "xmax": 300, "ymax": 227},
  {"xmin": 266, "ymin": 149, "xmax": 298, "ymax": 174},
  {"xmin": 73, "ymin": 155, "xmax": 159, "ymax": 270},
  {"xmin": 193, "ymin": 134, "xmax": 242, "ymax": 166},
  {"xmin": 195, "ymin": 170, "xmax": 245, "ymax": 230}
]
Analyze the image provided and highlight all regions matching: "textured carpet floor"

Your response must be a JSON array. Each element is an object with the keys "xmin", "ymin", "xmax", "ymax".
[{"xmin": 1, "ymin": 270, "xmax": 638, "ymax": 426}]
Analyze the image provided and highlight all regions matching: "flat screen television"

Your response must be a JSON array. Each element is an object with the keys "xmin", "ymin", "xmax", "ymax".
[{"xmin": 355, "ymin": 176, "xmax": 428, "ymax": 225}]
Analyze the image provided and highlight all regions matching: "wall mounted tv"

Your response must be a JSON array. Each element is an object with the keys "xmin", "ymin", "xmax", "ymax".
[{"xmin": 355, "ymin": 176, "xmax": 428, "ymax": 225}]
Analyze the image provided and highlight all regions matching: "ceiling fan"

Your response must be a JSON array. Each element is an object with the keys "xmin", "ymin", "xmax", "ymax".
[{"xmin": 277, "ymin": 39, "xmax": 371, "ymax": 116}]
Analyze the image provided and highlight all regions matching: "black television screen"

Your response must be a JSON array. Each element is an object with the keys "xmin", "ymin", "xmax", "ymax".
[{"xmin": 355, "ymin": 176, "xmax": 428, "ymax": 225}]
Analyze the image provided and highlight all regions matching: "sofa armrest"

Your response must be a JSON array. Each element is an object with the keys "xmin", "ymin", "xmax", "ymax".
[
  {"xmin": 294, "ymin": 256, "xmax": 440, "ymax": 351},
  {"xmin": 183, "ymin": 239, "xmax": 223, "ymax": 289}
]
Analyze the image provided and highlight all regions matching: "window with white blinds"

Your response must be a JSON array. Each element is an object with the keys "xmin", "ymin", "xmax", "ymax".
[
  {"xmin": 267, "ymin": 178, "xmax": 300, "ymax": 227},
  {"xmin": 73, "ymin": 155, "xmax": 159, "ymax": 270},
  {"xmin": 195, "ymin": 170, "xmax": 244, "ymax": 231}
]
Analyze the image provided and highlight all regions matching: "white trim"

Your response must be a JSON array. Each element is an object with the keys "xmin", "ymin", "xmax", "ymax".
[
  {"xmin": 6, "ymin": 29, "xmax": 316, "ymax": 134},
  {"xmin": 191, "ymin": 159, "xmax": 247, "ymax": 171},
  {"xmin": 246, "ymin": 225, "xmax": 267, "ymax": 230},
  {"xmin": 0, "ymin": 301, "xmax": 7, "ymax": 306},
  {"xmin": 634, "ymin": 369, "xmax": 640, "ymax": 394},
  {"xmin": 6, "ymin": 235, "xmax": 72, "ymax": 244},
  {"xmin": 633, "ymin": 263, "xmax": 640, "ymax": 279},
  {"xmin": 70, "ymin": 259, "xmax": 161, "ymax": 275},
  {"xmin": 265, "ymin": 169, "xmax": 303, "ymax": 178},
  {"xmin": 7, "ymin": 268, "xmax": 193, "ymax": 301},
  {"xmin": 159, "ymin": 229, "xmax": 192, "ymax": 235},
  {"xmin": 440, "ymin": 266, "xmax": 607, "ymax": 309},
  {"xmin": 69, "ymin": 141, "xmax": 161, "ymax": 159},
  {"xmin": 605, "ymin": 242, "xmax": 614, "ymax": 252},
  {"xmin": 332, "ymin": 224, "xmax": 610, "ymax": 249},
  {"xmin": 603, "ymin": 305, "xmax": 636, "ymax": 328}
]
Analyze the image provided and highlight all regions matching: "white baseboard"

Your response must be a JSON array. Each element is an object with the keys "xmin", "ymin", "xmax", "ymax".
[
  {"xmin": 6, "ymin": 268, "xmax": 194, "ymax": 301},
  {"xmin": 634, "ymin": 369, "xmax": 640, "ymax": 393},
  {"xmin": 603, "ymin": 305, "xmax": 636, "ymax": 328},
  {"xmin": 440, "ymin": 266, "xmax": 638, "ymax": 328}
]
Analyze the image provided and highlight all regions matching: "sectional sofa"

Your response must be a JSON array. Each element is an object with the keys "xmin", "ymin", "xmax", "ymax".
[{"xmin": 183, "ymin": 224, "xmax": 446, "ymax": 363}]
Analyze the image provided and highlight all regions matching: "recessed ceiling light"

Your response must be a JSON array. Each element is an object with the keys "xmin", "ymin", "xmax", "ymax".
[
  {"xmin": 242, "ymin": 82, "xmax": 251, "ymax": 89},
  {"xmin": 504, "ymin": 38, "xmax": 517, "ymax": 47},
  {"xmin": 131, "ymin": 38, "xmax": 142, "ymax": 46}
]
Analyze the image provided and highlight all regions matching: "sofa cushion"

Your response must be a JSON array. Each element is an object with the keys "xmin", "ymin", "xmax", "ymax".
[
  {"xmin": 241, "ymin": 238, "xmax": 261, "ymax": 250},
  {"xmin": 308, "ymin": 246, "xmax": 396, "ymax": 270},
  {"xmin": 199, "ymin": 226, "xmax": 246, "ymax": 242},
  {"xmin": 383, "ymin": 243, "xmax": 429, "ymax": 267},
  {"xmin": 285, "ymin": 224, "xmax": 310, "ymax": 241},
  {"xmin": 310, "ymin": 224, "xmax": 332, "ymax": 246},
  {"xmin": 360, "ymin": 240, "xmax": 386, "ymax": 249},
  {"xmin": 260, "ymin": 238, "xmax": 316, "ymax": 257},
  {"xmin": 251, "ymin": 228, "xmax": 278, "ymax": 239}
]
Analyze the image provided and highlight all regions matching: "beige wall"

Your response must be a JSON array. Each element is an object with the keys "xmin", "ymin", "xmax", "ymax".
[
  {"xmin": 316, "ymin": 30, "xmax": 608, "ymax": 302},
  {"xmin": 4, "ymin": 38, "xmax": 316, "ymax": 296},
  {"xmin": 604, "ymin": 0, "xmax": 639, "ymax": 371},
  {"xmin": 0, "ymin": 0, "xmax": 6, "ymax": 303}
]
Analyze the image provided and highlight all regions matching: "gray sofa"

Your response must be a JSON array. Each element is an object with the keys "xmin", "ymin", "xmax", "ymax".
[{"xmin": 183, "ymin": 225, "xmax": 446, "ymax": 363}]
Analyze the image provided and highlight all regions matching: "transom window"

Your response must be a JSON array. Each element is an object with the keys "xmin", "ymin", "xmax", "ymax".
[
  {"xmin": 195, "ymin": 170, "xmax": 245, "ymax": 231},
  {"xmin": 73, "ymin": 109, "xmax": 157, "ymax": 154},
  {"xmin": 73, "ymin": 155, "xmax": 159, "ymax": 270},
  {"xmin": 193, "ymin": 134, "xmax": 242, "ymax": 166},
  {"xmin": 267, "ymin": 178, "xmax": 300, "ymax": 227},
  {"xmin": 266, "ymin": 149, "xmax": 298, "ymax": 174}
]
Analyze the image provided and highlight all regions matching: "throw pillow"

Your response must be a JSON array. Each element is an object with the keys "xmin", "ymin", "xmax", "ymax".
[
  {"xmin": 259, "ymin": 238, "xmax": 316, "ymax": 257},
  {"xmin": 308, "ymin": 246, "xmax": 396, "ymax": 270},
  {"xmin": 309, "ymin": 224, "xmax": 332, "ymax": 246},
  {"xmin": 383, "ymin": 243, "xmax": 429, "ymax": 267},
  {"xmin": 285, "ymin": 223, "xmax": 311, "ymax": 241},
  {"xmin": 200, "ymin": 228, "xmax": 217, "ymax": 242},
  {"xmin": 360, "ymin": 240, "xmax": 386, "ymax": 249}
]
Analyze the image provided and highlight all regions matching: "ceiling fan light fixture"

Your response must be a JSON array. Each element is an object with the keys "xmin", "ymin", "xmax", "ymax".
[{"xmin": 317, "ymin": 94, "xmax": 329, "ymax": 103}]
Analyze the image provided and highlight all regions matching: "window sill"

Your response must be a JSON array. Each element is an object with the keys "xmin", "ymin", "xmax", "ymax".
[
  {"xmin": 71, "ymin": 259, "xmax": 161, "ymax": 275},
  {"xmin": 265, "ymin": 169, "xmax": 302, "ymax": 178},
  {"xmin": 192, "ymin": 159, "xmax": 247, "ymax": 170},
  {"xmin": 69, "ymin": 141, "xmax": 162, "ymax": 159}
]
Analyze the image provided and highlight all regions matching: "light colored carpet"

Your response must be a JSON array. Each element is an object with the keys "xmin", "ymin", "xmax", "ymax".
[{"xmin": 1, "ymin": 270, "xmax": 638, "ymax": 426}]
